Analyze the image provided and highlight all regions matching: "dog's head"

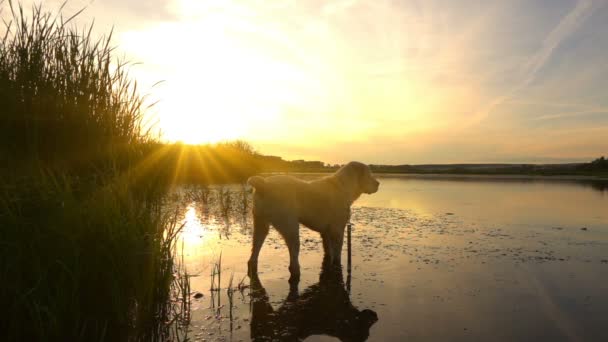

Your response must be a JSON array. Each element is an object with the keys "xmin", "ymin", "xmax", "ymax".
[{"xmin": 337, "ymin": 161, "xmax": 380, "ymax": 195}]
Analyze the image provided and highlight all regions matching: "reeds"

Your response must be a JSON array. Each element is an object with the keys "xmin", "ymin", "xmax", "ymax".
[
  {"xmin": 218, "ymin": 186, "xmax": 232, "ymax": 220},
  {"xmin": 210, "ymin": 252, "xmax": 223, "ymax": 293},
  {"xmin": 0, "ymin": 2, "xmax": 190, "ymax": 340},
  {"xmin": 0, "ymin": 170, "xmax": 191, "ymax": 341},
  {"xmin": 207, "ymin": 253, "xmax": 248, "ymax": 334},
  {"xmin": 0, "ymin": 1, "xmax": 153, "ymax": 168},
  {"xmin": 187, "ymin": 184, "xmax": 210, "ymax": 205},
  {"xmin": 227, "ymin": 272, "xmax": 235, "ymax": 331}
]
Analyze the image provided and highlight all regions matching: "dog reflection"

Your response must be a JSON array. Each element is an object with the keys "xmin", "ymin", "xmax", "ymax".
[{"xmin": 250, "ymin": 267, "xmax": 378, "ymax": 341}]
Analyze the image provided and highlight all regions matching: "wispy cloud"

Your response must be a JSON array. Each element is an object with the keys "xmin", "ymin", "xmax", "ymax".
[
  {"xmin": 520, "ymin": 0, "xmax": 595, "ymax": 87},
  {"xmin": 529, "ymin": 108, "xmax": 608, "ymax": 121},
  {"xmin": 470, "ymin": 0, "xmax": 597, "ymax": 126},
  {"xmin": 13, "ymin": 0, "xmax": 606, "ymax": 163}
]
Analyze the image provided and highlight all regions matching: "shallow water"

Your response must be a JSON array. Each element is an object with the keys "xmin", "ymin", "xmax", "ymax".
[{"xmin": 174, "ymin": 175, "xmax": 608, "ymax": 341}]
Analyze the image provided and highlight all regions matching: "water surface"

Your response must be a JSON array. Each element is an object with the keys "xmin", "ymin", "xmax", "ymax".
[{"xmin": 174, "ymin": 175, "xmax": 608, "ymax": 341}]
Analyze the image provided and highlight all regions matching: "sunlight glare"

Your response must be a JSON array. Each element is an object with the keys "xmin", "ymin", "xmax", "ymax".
[
  {"xmin": 120, "ymin": 1, "xmax": 329, "ymax": 145},
  {"xmin": 180, "ymin": 203, "xmax": 207, "ymax": 246},
  {"xmin": 177, "ymin": 202, "xmax": 222, "ymax": 267}
]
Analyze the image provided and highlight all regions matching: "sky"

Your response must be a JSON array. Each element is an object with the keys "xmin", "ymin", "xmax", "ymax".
[{"xmin": 5, "ymin": 0, "xmax": 608, "ymax": 164}]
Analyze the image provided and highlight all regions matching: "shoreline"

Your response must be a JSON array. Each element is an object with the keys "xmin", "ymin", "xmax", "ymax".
[
  {"xmin": 372, "ymin": 172, "xmax": 608, "ymax": 181},
  {"xmin": 268, "ymin": 171, "xmax": 608, "ymax": 182}
]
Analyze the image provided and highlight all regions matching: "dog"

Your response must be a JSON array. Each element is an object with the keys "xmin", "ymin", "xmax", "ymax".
[
  {"xmin": 247, "ymin": 161, "xmax": 379, "ymax": 283},
  {"xmin": 249, "ymin": 265, "xmax": 378, "ymax": 341}
]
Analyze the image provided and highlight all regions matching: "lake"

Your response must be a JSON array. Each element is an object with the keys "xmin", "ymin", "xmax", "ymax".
[{"xmin": 173, "ymin": 174, "xmax": 608, "ymax": 341}]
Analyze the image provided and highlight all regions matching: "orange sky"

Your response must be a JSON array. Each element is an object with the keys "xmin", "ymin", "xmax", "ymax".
[{"xmin": 9, "ymin": 0, "xmax": 608, "ymax": 164}]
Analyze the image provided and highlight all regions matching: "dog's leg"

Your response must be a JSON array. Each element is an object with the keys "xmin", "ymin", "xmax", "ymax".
[
  {"xmin": 287, "ymin": 232, "xmax": 301, "ymax": 285},
  {"xmin": 321, "ymin": 232, "xmax": 334, "ymax": 266},
  {"xmin": 279, "ymin": 219, "xmax": 301, "ymax": 285},
  {"xmin": 248, "ymin": 213, "xmax": 269, "ymax": 278},
  {"xmin": 329, "ymin": 227, "xmax": 345, "ymax": 267}
]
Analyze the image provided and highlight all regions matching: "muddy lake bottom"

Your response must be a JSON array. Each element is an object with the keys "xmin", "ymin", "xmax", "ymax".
[{"xmin": 173, "ymin": 175, "xmax": 608, "ymax": 341}]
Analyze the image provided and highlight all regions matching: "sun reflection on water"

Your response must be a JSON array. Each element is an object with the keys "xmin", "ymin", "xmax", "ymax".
[
  {"xmin": 180, "ymin": 203, "xmax": 205, "ymax": 244},
  {"xmin": 177, "ymin": 203, "xmax": 221, "ymax": 262}
]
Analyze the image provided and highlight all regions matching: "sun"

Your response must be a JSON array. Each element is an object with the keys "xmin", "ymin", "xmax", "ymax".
[{"xmin": 121, "ymin": 6, "xmax": 324, "ymax": 145}]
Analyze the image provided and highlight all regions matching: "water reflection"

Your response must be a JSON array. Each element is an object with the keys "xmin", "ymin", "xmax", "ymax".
[
  {"xmin": 249, "ymin": 266, "xmax": 378, "ymax": 341},
  {"xmin": 183, "ymin": 184, "xmax": 252, "ymax": 234},
  {"xmin": 174, "ymin": 178, "xmax": 608, "ymax": 341},
  {"xmin": 369, "ymin": 174, "xmax": 608, "ymax": 193},
  {"xmin": 356, "ymin": 175, "xmax": 608, "ymax": 227},
  {"xmin": 589, "ymin": 180, "xmax": 608, "ymax": 193},
  {"xmin": 174, "ymin": 185, "xmax": 252, "ymax": 260}
]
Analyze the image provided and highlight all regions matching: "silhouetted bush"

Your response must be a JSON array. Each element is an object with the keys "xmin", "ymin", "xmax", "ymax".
[{"xmin": 587, "ymin": 156, "xmax": 608, "ymax": 170}]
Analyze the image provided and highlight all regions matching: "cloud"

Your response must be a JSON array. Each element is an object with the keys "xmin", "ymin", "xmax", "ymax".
[
  {"xmin": 520, "ymin": 0, "xmax": 595, "ymax": 87},
  {"xmin": 470, "ymin": 0, "xmax": 597, "ymax": 126},
  {"xmin": 9, "ymin": 0, "xmax": 605, "ymax": 164},
  {"xmin": 529, "ymin": 109, "xmax": 608, "ymax": 121}
]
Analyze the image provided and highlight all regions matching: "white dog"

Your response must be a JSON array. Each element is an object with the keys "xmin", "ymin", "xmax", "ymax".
[{"xmin": 247, "ymin": 161, "xmax": 380, "ymax": 283}]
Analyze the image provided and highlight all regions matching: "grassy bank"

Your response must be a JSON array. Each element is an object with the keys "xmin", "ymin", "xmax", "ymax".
[
  {"xmin": 0, "ymin": 3, "xmax": 190, "ymax": 340},
  {"xmin": 0, "ymin": 171, "xmax": 190, "ymax": 341}
]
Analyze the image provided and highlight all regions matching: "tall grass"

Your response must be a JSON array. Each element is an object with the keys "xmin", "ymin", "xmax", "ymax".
[
  {"xmin": 0, "ymin": 1, "xmax": 150, "ymax": 168},
  {"xmin": 0, "ymin": 170, "xmax": 191, "ymax": 341},
  {"xmin": 0, "ymin": 2, "xmax": 189, "ymax": 340}
]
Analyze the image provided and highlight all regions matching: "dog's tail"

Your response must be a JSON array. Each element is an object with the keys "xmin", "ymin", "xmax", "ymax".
[{"xmin": 247, "ymin": 176, "xmax": 267, "ymax": 193}]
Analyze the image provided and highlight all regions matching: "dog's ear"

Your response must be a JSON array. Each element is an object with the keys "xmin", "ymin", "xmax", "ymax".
[
  {"xmin": 335, "ymin": 162, "xmax": 366, "ymax": 192},
  {"xmin": 351, "ymin": 162, "xmax": 368, "ymax": 182},
  {"xmin": 358, "ymin": 163, "xmax": 368, "ymax": 178},
  {"xmin": 345, "ymin": 162, "xmax": 362, "ymax": 185}
]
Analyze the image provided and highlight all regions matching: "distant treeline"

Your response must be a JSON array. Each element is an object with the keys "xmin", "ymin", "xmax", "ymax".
[
  {"xmin": 582, "ymin": 156, "xmax": 608, "ymax": 171},
  {"xmin": 233, "ymin": 155, "xmax": 608, "ymax": 178},
  {"xmin": 368, "ymin": 163, "xmax": 583, "ymax": 175},
  {"xmin": 253, "ymin": 156, "xmax": 608, "ymax": 177},
  {"xmin": 366, "ymin": 157, "xmax": 608, "ymax": 176}
]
